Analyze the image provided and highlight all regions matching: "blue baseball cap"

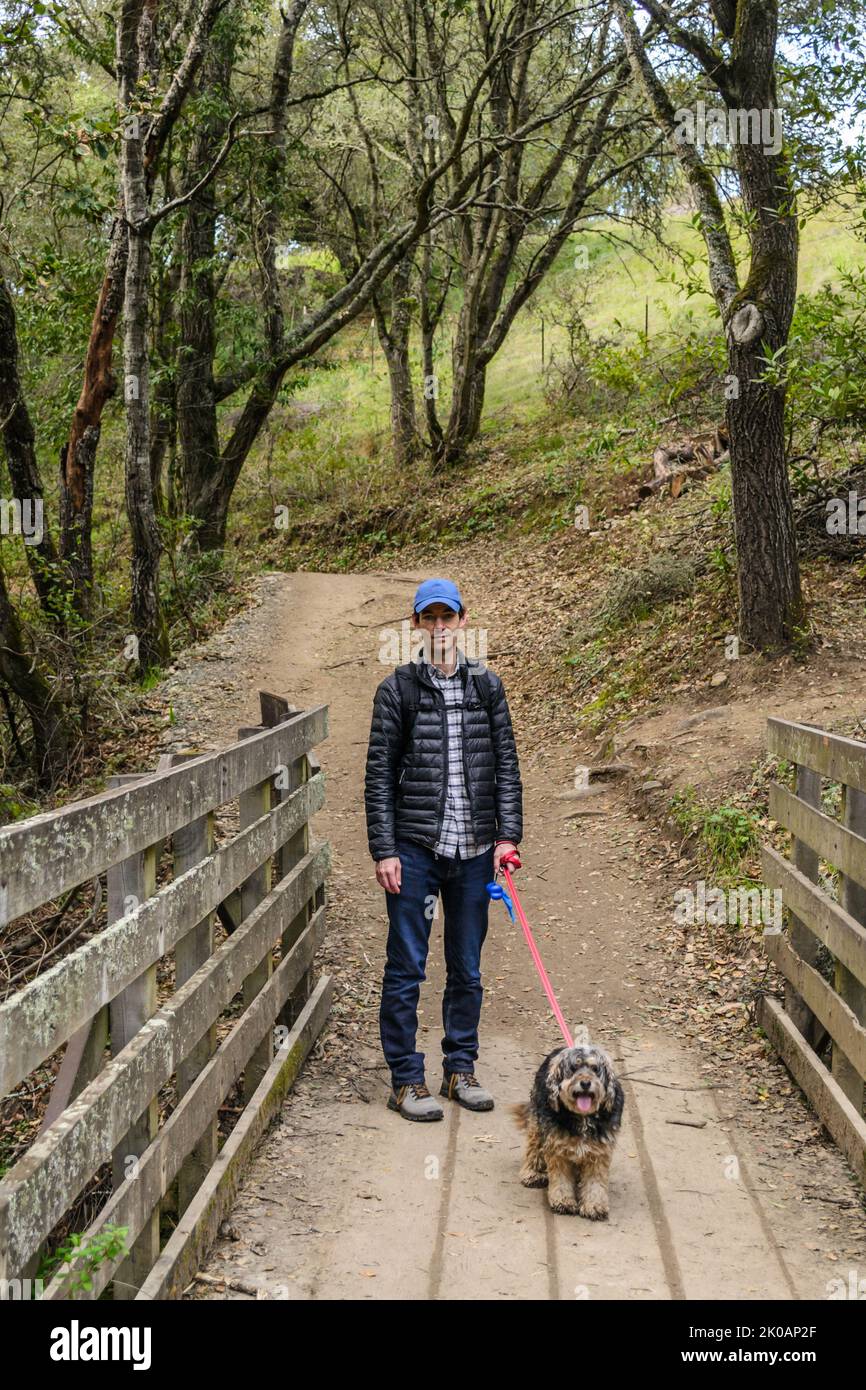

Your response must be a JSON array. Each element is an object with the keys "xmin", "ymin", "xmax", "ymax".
[{"xmin": 413, "ymin": 577, "xmax": 463, "ymax": 613}]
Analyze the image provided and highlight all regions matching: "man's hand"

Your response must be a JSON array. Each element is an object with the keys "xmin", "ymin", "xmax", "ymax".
[
  {"xmin": 376, "ymin": 855, "xmax": 402, "ymax": 894},
  {"xmin": 493, "ymin": 841, "xmax": 520, "ymax": 876}
]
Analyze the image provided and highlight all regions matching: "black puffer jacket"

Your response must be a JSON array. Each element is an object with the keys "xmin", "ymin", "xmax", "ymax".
[{"xmin": 364, "ymin": 656, "xmax": 523, "ymax": 861}]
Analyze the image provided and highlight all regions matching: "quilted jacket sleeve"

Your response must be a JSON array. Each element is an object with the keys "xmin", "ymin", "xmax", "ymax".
[
  {"xmin": 489, "ymin": 673, "xmax": 523, "ymax": 845},
  {"xmin": 364, "ymin": 678, "xmax": 403, "ymax": 861}
]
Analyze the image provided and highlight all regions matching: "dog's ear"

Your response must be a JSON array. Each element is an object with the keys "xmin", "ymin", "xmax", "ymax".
[
  {"xmin": 545, "ymin": 1051, "xmax": 568, "ymax": 1112},
  {"xmin": 596, "ymin": 1050, "xmax": 623, "ymax": 1119},
  {"xmin": 602, "ymin": 1075, "xmax": 625, "ymax": 1125}
]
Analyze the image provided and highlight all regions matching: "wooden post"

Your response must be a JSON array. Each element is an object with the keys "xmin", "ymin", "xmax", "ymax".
[
  {"xmin": 785, "ymin": 764, "xmax": 822, "ymax": 1047},
  {"xmin": 237, "ymin": 726, "xmax": 274, "ymax": 1102},
  {"xmin": 107, "ymin": 771, "xmax": 159, "ymax": 1301},
  {"xmin": 40, "ymin": 1007, "xmax": 109, "ymax": 1135},
  {"xmin": 169, "ymin": 750, "xmax": 219, "ymax": 1216},
  {"xmin": 834, "ymin": 784, "xmax": 866, "ymax": 1114}
]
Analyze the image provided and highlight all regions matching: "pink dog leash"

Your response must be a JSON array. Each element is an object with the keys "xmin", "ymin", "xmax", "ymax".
[{"xmin": 487, "ymin": 849, "xmax": 573, "ymax": 1048}]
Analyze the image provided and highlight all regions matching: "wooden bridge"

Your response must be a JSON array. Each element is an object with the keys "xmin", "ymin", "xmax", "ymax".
[{"xmin": 0, "ymin": 693, "xmax": 330, "ymax": 1299}]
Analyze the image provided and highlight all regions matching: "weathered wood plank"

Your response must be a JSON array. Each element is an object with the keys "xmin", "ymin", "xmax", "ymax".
[
  {"xmin": 0, "ymin": 705, "xmax": 328, "ymax": 927},
  {"xmin": 758, "ymin": 995, "xmax": 866, "ymax": 1189},
  {"xmin": 170, "ymin": 751, "xmax": 218, "ymax": 1218},
  {"xmin": 0, "ymin": 772, "xmax": 325, "ymax": 1095},
  {"xmin": 271, "ymin": 702, "xmax": 312, "ymax": 1033},
  {"xmin": 763, "ymin": 929, "xmax": 866, "ymax": 1081},
  {"xmin": 785, "ymin": 765, "xmax": 822, "ymax": 1044},
  {"xmin": 762, "ymin": 846, "xmax": 866, "ymax": 988},
  {"xmin": 136, "ymin": 973, "xmax": 333, "ymax": 1301},
  {"xmin": 42, "ymin": 904, "xmax": 327, "ymax": 1300},
  {"xmin": 835, "ymin": 786, "xmax": 866, "ymax": 1110},
  {"xmin": 238, "ymin": 727, "xmax": 273, "ymax": 1102},
  {"xmin": 107, "ymin": 778, "xmax": 159, "ymax": 1302},
  {"xmin": 768, "ymin": 718, "xmax": 866, "ymax": 794},
  {"xmin": 768, "ymin": 782, "xmax": 866, "ymax": 890},
  {"xmin": 0, "ymin": 844, "xmax": 328, "ymax": 1277}
]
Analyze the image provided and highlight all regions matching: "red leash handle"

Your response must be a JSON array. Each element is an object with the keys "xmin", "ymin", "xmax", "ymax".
[{"xmin": 498, "ymin": 850, "xmax": 573, "ymax": 1049}]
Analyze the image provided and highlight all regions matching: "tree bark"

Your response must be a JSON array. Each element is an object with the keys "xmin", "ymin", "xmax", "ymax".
[
  {"xmin": 176, "ymin": 54, "xmax": 231, "ymax": 540},
  {"xmin": 373, "ymin": 259, "xmax": 418, "ymax": 467},
  {"xmin": 149, "ymin": 228, "xmax": 182, "ymax": 517},
  {"xmin": 0, "ymin": 560, "xmax": 74, "ymax": 788},
  {"xmin": 59, "ymin": 214, "xmax": 127, "ymax": 620},
  {"xmin": 0, "ymin": 273, "xmax": 64, "ymax": 622},
  {"xmin": 119, "ymin": 0, "xmax": 170, "ymax": 671},
  {"xmin": 613, "ymin": 0, "xmax": 803, "ymax": 650}
]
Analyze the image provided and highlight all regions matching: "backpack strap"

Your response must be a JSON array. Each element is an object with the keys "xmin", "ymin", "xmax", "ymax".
[
  {"xmin": 394, "ymin": 663, "xmax": 422, "ymax": 757},
  {"xmin": 471, "ymin": 664, "xmax": 494, "ymax": 713}
]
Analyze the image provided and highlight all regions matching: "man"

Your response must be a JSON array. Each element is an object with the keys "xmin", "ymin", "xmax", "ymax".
[{"xmin": 364, "ymin": 577, "xmax": 523, "ymax": 1121}]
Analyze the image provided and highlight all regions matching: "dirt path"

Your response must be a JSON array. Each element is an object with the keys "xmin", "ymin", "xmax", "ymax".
[{"xmin": 160, "ymin": 569, "xmax": 866, "ymax": 1301}]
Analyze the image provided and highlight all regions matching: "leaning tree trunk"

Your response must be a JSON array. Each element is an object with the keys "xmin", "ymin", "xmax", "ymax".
[
  {"xmin": 59, "ymin": 214, "xmax": 128, "ymax": 621},
  {"xmin": 438, "ymin": 304, "xmax": 487, "ymax": 466}
]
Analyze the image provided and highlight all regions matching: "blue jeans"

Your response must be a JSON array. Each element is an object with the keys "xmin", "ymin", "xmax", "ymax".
[{"xmin": 380, "ymin": 837, "xmax": 495, "ymax": 1087}]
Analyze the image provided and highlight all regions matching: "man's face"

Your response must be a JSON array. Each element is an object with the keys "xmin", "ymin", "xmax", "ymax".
[{"xmin": 413, "ymin": 602, "xmax": 467, "ymax": 663}]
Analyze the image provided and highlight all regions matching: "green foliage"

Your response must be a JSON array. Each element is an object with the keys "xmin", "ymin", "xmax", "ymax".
[
  {"xmin": 669, "ymin": 788, "xmax": 760, "ymax": 880},
  {"xmin": 0, "ymin": 783, "xmax": 40, "ymax": 826},
  {"xmin": 762, "ymin": 267, "xmax": 866, "ymax": 440},
  {"xmin": 38, "ymin": 1224, "xmax": 130, "ymax": 1297}
]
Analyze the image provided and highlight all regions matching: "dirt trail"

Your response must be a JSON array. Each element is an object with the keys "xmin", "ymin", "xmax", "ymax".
[{"xmin": 160, "ymin": 569, "xmax": 866, "ymax": 1301}]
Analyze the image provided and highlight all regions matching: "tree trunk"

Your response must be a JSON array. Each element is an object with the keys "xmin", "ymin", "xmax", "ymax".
[
  {"xmin": 0, "ymin": 561, "xmax": 75, "ymax": 788},
  {"xmin": 727, "ymin": 337, "xmax": 801, "ymax": 645},
  {"xmin": 374, "ymin": 259, "xmax": 418, "ymax": 467},
  {"xmin": 176, "ymin": 136, "xmax": 222, "ymax": 538},
  {"xmin": 438, "ymin": 302, "xmax": 487, "ymax": 466},
  {"xmin": 59, "ymin": 214, "xmax": 127, "ymax": 620},
  {"xmin": 0, "ymin": 274, "xmax": 65, "ymax": 623},
  {"xmin": 613, "ymin": 0, "xmax": 803, "ymax": 650},
  {"xmin": 120, "ymin": 0, "xmax": 169, "ymax": 672},
  {"xmin": 149, "ymin": 238, "xmax": 181, "ymax": 518},
  {"xmin": 724, "ymin": 4, "xmax": 802, "ymax": 647}
]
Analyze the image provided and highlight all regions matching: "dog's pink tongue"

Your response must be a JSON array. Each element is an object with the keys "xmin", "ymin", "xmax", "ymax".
[{"xmin": 577, "ymin": 1096, "xmax": 593, "ymax": 1113}]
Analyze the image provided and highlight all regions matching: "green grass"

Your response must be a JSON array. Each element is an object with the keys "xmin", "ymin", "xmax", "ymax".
[
  {"xmin": 271, "ymin": 201, "xmax": 866, "ymax": 485},
  {"xmin": 669, "ymin": 787, "xmax": 761, "ymax": 881}
]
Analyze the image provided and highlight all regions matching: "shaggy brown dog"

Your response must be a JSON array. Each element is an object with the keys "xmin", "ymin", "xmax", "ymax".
[{"xmin": 512, "ymin": 1044, "xmax": 624, "ymax": 1218}]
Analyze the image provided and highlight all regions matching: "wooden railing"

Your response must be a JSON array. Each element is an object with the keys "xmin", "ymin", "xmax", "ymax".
[
  {"xmin": 0, "ymin": 692, "xmax": 331, "ymax": 1299},
  {"xmin": 760, "ymin": 718, "xmax": 866, "ymax": 1188}
]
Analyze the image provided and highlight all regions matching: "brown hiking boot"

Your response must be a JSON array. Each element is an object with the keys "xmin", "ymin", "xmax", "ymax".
[
  {"xmin": 440, "ymin": 1071, "xmax": 494, "ymax": 1111},
  {"xmin": 387, "ymin": 1080, "xmax": 444, "ymax": 1121}
]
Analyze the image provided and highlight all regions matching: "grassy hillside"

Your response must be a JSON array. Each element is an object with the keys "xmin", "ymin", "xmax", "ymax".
[{"xmin": 227, "ymin": 201, "xmax": 866, "ymax": 563}]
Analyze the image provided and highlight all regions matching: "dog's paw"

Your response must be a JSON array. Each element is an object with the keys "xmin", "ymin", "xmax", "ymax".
[
  {"xmin": 548, "ymin": 1194, "xmax": 579, "ymax": 1215},
  {"xmin": 578, "ymin": 1202, "xmax": 609, "ymax": 1221},
  {"xmin": 520, "ymin": 1171, "xmax": 548, "ymax": 1188}
]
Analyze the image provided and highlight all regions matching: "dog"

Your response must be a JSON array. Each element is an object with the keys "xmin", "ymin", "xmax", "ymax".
[{"xmin": 511, "ymin": 1043, "xmax": 624, "ymax": 1218}]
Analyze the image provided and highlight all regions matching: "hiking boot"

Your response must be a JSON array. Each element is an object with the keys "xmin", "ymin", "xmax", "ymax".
[
  {"xmin": 387, "ymin": 1081, "xmax": 444, "ymax": 1121},
  {"xmin": 440, "ymin": 1071, "xmax": 494, "ymax": 1111}
]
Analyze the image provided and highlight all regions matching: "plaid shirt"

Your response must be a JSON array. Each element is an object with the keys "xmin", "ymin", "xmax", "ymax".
[{"xmin": 418, "ymin": 648, "xmax": 493, "ymax": 859}]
